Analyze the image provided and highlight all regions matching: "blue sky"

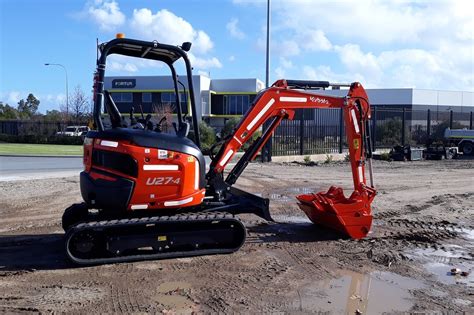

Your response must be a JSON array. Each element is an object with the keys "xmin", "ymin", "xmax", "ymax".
[{"xmin": 1, "ymin": 0, "xmax": 473, "ymax": 113}]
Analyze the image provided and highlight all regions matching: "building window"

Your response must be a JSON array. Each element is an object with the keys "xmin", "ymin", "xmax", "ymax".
[
  {"xmin": 142, "ymin": 92, "xmax": 152, "ymax": 103},
  {"xmin": 161, "ymin": 92, "xmax": 188, "ymax": 114},
  {"xmin": 211, "ymin": 94, "xmax": 255, "ymax": 115},
  {"xmin": 225, "ymin": 95, "xmax": 250, "ymax": 115},
  {"xmin": 111, "ymin": 92, "xmax": 132, "ymax": 103}
]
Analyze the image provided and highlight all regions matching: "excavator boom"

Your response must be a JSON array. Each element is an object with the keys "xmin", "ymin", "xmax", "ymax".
[{"xmin": 208, "ymin": 79, "xmax": 377, "ymax": 238}]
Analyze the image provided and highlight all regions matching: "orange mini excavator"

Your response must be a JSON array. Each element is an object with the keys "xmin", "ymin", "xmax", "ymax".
[{"xmin": 63, "ymin": 36, "xmax": 376, "ymax": 265}]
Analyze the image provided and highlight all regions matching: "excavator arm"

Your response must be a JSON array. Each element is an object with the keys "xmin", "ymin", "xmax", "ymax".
[{"xmin": 207, "ymin": 79, "xmax": 377, "ymax": 239}]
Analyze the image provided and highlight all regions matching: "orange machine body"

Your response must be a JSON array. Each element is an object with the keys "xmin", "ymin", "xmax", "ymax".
[{"xmin": 82, "ymin": 137, "xmax": 205, "ymax": 212}]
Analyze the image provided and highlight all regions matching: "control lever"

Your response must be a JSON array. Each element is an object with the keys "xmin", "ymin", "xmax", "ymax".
[
  {"xmin": 154, "ymin": 116, "xmax": 167, "ymax": 132},
  {"xmin": 129, "ymin": 107, "xmax": 137, "ymax": 126},
  {"xmin": 144, "ymin": 114, "xmax": 153, "ymax": 130}
]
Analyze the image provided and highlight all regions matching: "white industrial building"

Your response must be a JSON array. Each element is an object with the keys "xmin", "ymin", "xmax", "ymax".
[
  {"xmin": 104, "ymin": 75, "xmax": 474, "ymax": 129},
  {"xmin": 104, "ymin": 75, "xmax": 264, "ymax": 129}
]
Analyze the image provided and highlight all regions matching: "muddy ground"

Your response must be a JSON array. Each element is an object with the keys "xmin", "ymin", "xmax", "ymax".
[{"xmin": 0, "ymin": 158, "xmax": 473, "ymax": 314}]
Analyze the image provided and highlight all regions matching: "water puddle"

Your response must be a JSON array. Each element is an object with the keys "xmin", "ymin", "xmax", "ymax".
[
  {"xmin": 287, "ymin": 187, "xmax": 315, "ymax": 194},
  {"xmin": 272, "ymin": 214, "xmax": 312, "ymax": 224},
  {"xmin": 409, "ymin": 246, "xmax": 473, "ymax": 287},
  {"xmin": 411, "ymin": 246, "xmax": 470, "ymax": 264},
  {"xmin": 423, "ymin": 262, "xmax": 473, "ymax": 287},
  {"xmin": 295, "ymin": 270, "xmax": 424, "ymax": 314},
  {"xmin": 268, "ymin": 187, "xmax": 319, "ymax": 203},
  {"xmin": 268, "ymin": 193, "xmax": 292, "ymax": 202},
  {"xmin": 153, "ymin": 281, "xmax": 196, "ymax": 313},
  {"xmin": 461, "ymin": 228, "xmax": 474, "ymax": 241}
]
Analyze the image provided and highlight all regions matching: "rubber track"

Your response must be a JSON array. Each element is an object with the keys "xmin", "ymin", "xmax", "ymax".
[{"xmin": 65, "ymin": 211, "xmax": 245, "ymax": 265}]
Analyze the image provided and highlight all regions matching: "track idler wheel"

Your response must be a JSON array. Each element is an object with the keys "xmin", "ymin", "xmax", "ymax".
[
  {"xmin": 67, "ymin": 229, "xmax": 106, "ymax": 259},
  {"xmin": 62, "ymin": 203, "xmax": 89, "ymax": 231}
]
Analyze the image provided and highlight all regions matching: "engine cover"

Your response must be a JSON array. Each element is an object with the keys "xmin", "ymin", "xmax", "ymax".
[{"xmin": 81, "ymin": 129, "xmax": 206, "ymax": 212}]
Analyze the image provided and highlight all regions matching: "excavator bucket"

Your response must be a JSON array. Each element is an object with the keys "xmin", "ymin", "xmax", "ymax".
[{"xmin": 296, "ymin": 186, "xmax": 375, "ymax": 239}]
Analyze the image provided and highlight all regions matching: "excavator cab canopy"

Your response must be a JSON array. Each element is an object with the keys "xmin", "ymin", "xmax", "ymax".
[
  {"xmin": 98, "ymin": 38, "xmax": 190, "ymax": 64},
  {"xmin": 93, "ymin": 37, "xmax": 201, "ymax": 148}
]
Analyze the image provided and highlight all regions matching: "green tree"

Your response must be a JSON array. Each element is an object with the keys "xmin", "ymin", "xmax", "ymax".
[
  {"xmin": 0, "ymin": 102, "xmax": 19, "ymax": 119},
  {"xmin": 198, "ymin": 120, "xmax": 216, "ymax": 152},
  {"xmin": 220, "ymin": 117, "xmax": 241, "ymax": 139},
  {"xmin": 377, "ymin": 117, "xmax": 403, "ymax": 146},
  {"xmin": 430, "ymin": 120, "xmax": 464, "ymax": 142},
  {"xmin": 67, "ymin": 85, "xmax": 91, "ymax": 121},
  {"xmin": 44, "ymin": 109, "xmax": 63, "ymax": 121},
  {"xmin": 220, "ymin": 117, "xmax": 261, "ymax": 150},
  {"xmin": 17, "ymin": 93, "xmax": 40, "ymax": 119},
  {"xmin": 187, "ymin": 120, "xmax": 216, "ymax": 153}
]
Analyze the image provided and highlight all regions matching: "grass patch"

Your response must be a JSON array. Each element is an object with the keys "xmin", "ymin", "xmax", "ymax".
[{"xmin": 0, "ymin": 143, "xmax": 83, "ymax": 156}]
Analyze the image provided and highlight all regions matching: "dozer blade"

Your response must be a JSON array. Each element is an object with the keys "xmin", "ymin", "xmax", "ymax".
[
  {"xmin": 296, "ymin": 186, "xmax": 374, "ymax": 239},
  {"xmin": 65, "ymin": 212, "xmax": 246, "ymax": 265}
]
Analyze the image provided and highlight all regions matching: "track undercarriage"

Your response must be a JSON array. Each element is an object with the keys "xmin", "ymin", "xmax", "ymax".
[
  {"xmin": 64, "ymin": 208, "xmax": 246, "ymax": 265},
  {"xmin": 63, "ymin": 187, "xmax": 270, "ymax": 265}
]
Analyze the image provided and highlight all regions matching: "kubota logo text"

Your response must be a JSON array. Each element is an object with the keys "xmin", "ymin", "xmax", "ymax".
[{"xmin": 310, "ymin": 96, "xmax": 329, "ymax": 105}]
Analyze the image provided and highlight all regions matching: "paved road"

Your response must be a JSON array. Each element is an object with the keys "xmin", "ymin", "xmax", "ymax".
[
  {"xmin": 0, "ymin": 155, "xmax": 215, "ymax": 181},
  {"xmin": 0, "ymin": 156, "xmax": 83, "ymax": 181}
]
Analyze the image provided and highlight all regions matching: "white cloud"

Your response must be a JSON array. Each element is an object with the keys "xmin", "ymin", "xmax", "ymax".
[
  {"xmin": 226, "ymin": 18, "xmax": 246, "ymax": 39},
  {"xmin": 302, "ymin": 65, "xmax": 365, "ymax": 85},
  {"xmin": 6, "ymin": 91, "xmax": 21, "ymax": 104},
  {"xmin": 242, "ymin": 0, "xmax": 473, "ymax": 90},
  {"xmin": 126, "ymin": 8, "xmax": 222, "ymax": 71},
  {"xmin": 197, "ymin": 70, "xmax": 210, "ymax": 77},
  {"xmin": 107, "ymin": 54, "xmax": 166, "ymax": 72},
  {"xmin": 130, "ymin": 9, "xmax": 214, "ymax": 55},
  {"xmin": 279, "ymin": 57, "xmax": 293, "ymax": 69},
  {"xmin": 276, "ymin": 40, "xmax": 301, "ymax": 57},
  {"xmin": 300, "ymin": 30, "xmax": 332, "ymax": 52},
  {"xmin": 108, "ymin": 61, "xmax": 138, "ymax": 73},
  {"xmin": 86, "ymin": 0, "xmax": 125, "ymax": 32},
  {"xmin": 229, "ymin": 55, "xmax": 236, "ymax": 62},
  {"xmin": 299, "ymin": 44, "xmax": 471, "ymax": 90},
  {"xmin": 274, "ymin": 57, "xmax": 294, "ymax": 79},
  {"xmin": 188, "ymin": 54, "xmax": 222, "ymax": 69},
  {"xmin": 334, "ymin": 44, "xmax": 381, "ymax": 80},
  {"xmin": 194, "ymin": 31, "xmax": 214, "ymax": 54},
  {"xmin": 274, "ymin": 67, "xmax": 285, "ymax": 79},
  {"xmin": 78, "ymin": 6, "xmax": 223, "ymax": 74},
  {"xmin": 273, "ymin": 1, "xmax": 427, "ymax": 44}
]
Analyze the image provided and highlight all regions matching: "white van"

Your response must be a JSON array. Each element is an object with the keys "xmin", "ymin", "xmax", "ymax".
[{"xmin": 56, "ymin": 126, "xmax": 90, "ymax": 137}]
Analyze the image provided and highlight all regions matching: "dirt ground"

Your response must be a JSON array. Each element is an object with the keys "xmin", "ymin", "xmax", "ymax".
[{"xmin": 0, "ymin": 158, "xmax": 473, "ymax": 314}]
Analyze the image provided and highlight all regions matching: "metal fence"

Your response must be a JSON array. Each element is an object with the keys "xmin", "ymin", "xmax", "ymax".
[
  {"xmin": 0, "ymin": 120, "xmax": 88, "ymax": 137},
  {"xmin": 2, "ymin": 108, "xmax": 473, "ymax": 156},
  {"xmin": 372, "ymin": 108, "xmax": 473, "ymax": 148},
  {"xmin": 273, "ymin": 109, "xmax": 343, "ymax": 156},
  {"xmin": 272, "ymin": 108, "xmax": 474, "ymax": 156}
]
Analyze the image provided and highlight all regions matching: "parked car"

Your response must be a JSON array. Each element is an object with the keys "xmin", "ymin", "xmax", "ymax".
[{"xmin": 56, "ymin": 126, "xmax": 90, "ymax": 137}]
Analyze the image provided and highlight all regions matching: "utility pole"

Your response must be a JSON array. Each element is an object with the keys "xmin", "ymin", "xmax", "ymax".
[
  {"xmin": 262, "ymin": 0, "xmax": 272, "ymax": 162},
  {"xmin": 45, "ymin": 63, "xmax": 69, "ymax": 117},
  {"xmin": 265, "ymin": 0, "xmax": 271, "ymax": 89}
]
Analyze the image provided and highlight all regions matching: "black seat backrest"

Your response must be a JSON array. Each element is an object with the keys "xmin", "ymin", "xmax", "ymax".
[{"xmin": 177, "ymin": 122, "xmax": 190, "ymax": 138}]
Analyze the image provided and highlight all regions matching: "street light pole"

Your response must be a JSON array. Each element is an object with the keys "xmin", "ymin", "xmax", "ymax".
[
  {"xmin": 45, "ymin": 63, "xmax": 69, "ymax": 117},
  {"xmin": 265, "ymin": 0, "xmax": 271, "ymax": 89},
  {"xmin": 262, "ymin": 0, "xmax": 272, "ymax": 162}
]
